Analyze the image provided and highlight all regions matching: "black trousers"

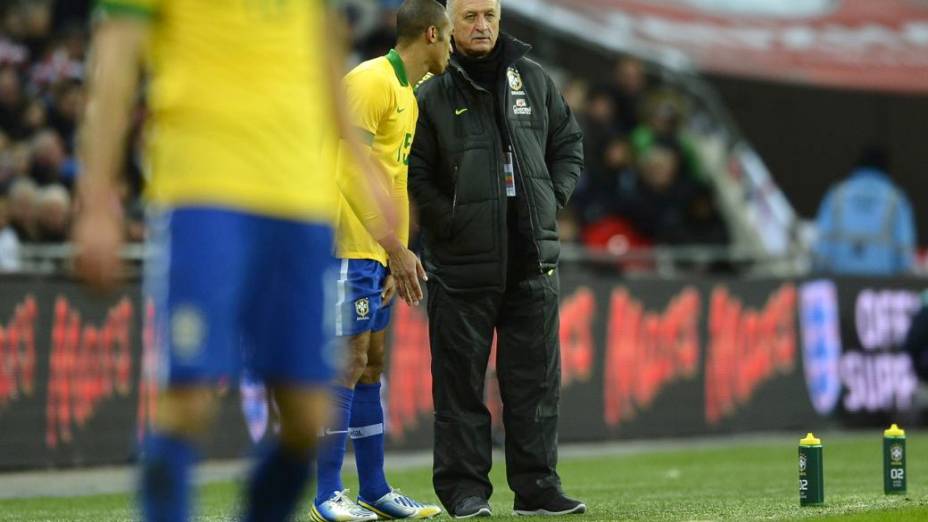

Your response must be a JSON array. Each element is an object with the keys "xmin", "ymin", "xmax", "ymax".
[{"xmin": 428, "ymin": 271, "xmax": 562, "ymax": 511}]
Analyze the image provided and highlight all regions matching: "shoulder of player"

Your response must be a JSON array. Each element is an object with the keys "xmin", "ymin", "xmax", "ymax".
[
  {"xmin": 345, "ymin": 60, "xmax": 395, "ymax": 91},
  {"xmin": 414, "ymin": 71, "xmax": 449, "ymax": 101}
]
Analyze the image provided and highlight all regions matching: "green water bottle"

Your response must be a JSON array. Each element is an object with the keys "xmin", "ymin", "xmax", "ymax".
[
  {"xmin": 799, "ymin": 433, "xmax": 824, "ymax": 506},
  {"xmin": 883, "ymin": 424, "xmax": 907, "ymax": 495}
]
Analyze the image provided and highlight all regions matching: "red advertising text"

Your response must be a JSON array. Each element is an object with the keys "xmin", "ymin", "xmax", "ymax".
[
  {"xmin": 0, "ymin": 296, "xmax": 37, "ymax": 409},
  {"xmin": 705, "ymin": 284, "xmax": 796, "ymax": 424},
  {"xmin": 559, "ymin": 287, "xmax": 595, "ymax": 386},
  {"xmin": 604, "ymin": 287, "xmax": 701, "ymax": 427},
  {"xmin": 387, "ymin": 302, "xmax": 433, "ymax": 441},
  {"xmin": 46, "ymin": 296, "xmax": 133, "ymax": 448}
]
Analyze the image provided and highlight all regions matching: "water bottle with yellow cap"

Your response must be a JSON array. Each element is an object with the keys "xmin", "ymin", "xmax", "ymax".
[
  {"xmin": 799, "ymin": 432, "xmax": 824, "ymax": 506},
  {"xmin": 883, "ymin": 424, "xmax": 906, "ymax": 495}
]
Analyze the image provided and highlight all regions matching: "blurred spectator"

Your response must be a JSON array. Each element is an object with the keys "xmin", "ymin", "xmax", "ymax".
[
  {"xmin": 22, "ymin": 98, "xmax": 48, "ymax": 135},
  {"xmin": 30, "ymin": 128, "xmax": 75, "ymax": 187},
  {"xmin": 579, "ymin": 86, "xmax": 619, "ymax": 181},
  {"xmin": 618, "ymin": 143, "xmax": 692, "ymax": 244},
  {"xmin": 631, "ymin": 90, "xmax": 706, "ymax": 184},
  {"xmin": 47, "ymin": 79, "xmax": 83, "ymax": 151},
  {"xmin": 561, "ymin": 78, "xmax": 588, "ymax": 117},
  {"xmin": 0, "ymin": 66, "xmax": 28, "ymax": 140},
  {"xmin": 573, "ymin": 133, "xmax": 634, "ymax": 226},
  {"xmin": 611, "ymin": 56, "xmax": 646, "ymax": 134},
  {"xmin": 613, "ymin": 141, "xmax": 725, "ymax": 246},
  {"xmin": 34, "ymin": 183, "xmax": 70, "ymax": 242},
  {"xmin": 813, "ymin": 148, "xmax": 916, "ymax": 275},
  {"xmin": 1, "ymin": 142, "xmax": 32, "ymax": 181},
  {"xmin": 0, "ymin": 192, "xmax": 20, "ymax": 271},
  {"xmin": 0, "ymin": 34, "xmax": 29, "ymax": 68},
  {"xmin": 7, "ymin": 175, "xmax": 37, "ymax": 241}
]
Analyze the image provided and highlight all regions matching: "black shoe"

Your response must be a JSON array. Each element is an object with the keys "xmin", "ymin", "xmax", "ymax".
[
  {"xmin": 453, "ymin": 496, "xmax": 492, "ymax": 519},
  {"xmin": 513, "ymin": 494, "xmax": 586, "ymax": 516}
]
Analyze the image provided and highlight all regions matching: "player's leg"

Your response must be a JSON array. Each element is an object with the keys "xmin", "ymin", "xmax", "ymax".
[
  {"xmin": 312, "ymin": 259, "xmax": 386, "ymax": 522},
  {"xmin": 313, "ymin": 331, "xmax": 373, "ymax": 521},
  {"xmin": 141, "ymin": 387, "xmax": 216, "ymax": 522},
  {"xmin": 242, "ymin": 219, "xmax": 350, "ymax": 522},
  {"xmin": 141, "ymin": 207, "xmax": 250, "ymax": 522},
  {"xmin": 354, "ymin": 325, "xmax": 442, "ymax": 519}
]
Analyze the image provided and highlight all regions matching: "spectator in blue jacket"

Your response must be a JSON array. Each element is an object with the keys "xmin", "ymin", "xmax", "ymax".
[{"xmin": 813, "ymin": 148, "xmax": 916, "ymax": 275}]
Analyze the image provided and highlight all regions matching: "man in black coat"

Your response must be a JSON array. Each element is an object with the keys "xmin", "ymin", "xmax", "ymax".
[{"xmin": 408, "ymin": 0, "xmax": 585, "ymax": 517}]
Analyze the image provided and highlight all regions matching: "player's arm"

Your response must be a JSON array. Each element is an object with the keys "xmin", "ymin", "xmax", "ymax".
[
  {"xmin": 325, "ymin": 9, "xmax": 425, "ymax": 305},
  {"xmin": 325, "ymin": 8, "xmax": 397, "ymax": 241},
  {"xmin": 336, "ymin": 73, "xmax": 396, "ymax": 247},
  {"xmin": 74, "ymin": 10, "xmax": 149, "ymax": 290},
  {"xmin": 339, "ymin": 73, "xmax": 426, "ymax": 305}
]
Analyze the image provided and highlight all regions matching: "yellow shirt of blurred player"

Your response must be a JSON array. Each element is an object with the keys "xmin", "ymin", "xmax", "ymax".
[
  {"xmin": 97, "ymin": 0, "xmax": 337, "ymax": 222},
  {"xmin": 335, "ymin": 50, "xmax": 417, "ymax": 265}
]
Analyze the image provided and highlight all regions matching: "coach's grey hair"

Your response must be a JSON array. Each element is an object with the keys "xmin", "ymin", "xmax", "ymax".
[{"xmin": 446, "ymin": 0, "xmax": 502, "ymax": 16}]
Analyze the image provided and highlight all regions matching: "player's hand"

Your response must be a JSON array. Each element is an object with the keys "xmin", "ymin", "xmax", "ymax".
[
  {"xmin": 74, "ymin": 206, "xmax": 125, "ymax": 292},
  {"xmin": 382, "ymin": 274, "xmax": 397, "ymax": 306},
  {"xmin": 386, "ymin": 244, "xmax": 427, "ymax": 306}
]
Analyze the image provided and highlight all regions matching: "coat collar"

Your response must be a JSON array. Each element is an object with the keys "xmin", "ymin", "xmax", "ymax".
[{"xmin": 449, "ymin": 33, "xmax": 532, "ymax": 92}]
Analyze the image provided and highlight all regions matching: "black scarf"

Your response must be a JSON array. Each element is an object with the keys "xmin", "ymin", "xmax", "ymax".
[{"xmin": 454, "ymin": 39, "xmax": 505, "ymax": 93}]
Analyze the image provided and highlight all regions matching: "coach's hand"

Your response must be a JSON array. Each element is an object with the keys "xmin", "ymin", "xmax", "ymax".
[{"xmin": 386, "ymin": 243, "xmax": 427, "ymax": 306}]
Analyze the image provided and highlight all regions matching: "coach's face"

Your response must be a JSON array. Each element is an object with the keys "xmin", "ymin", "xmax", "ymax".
[{"xmin": 452, "ymin": 0, "xmax": 500, "ymax": 58}]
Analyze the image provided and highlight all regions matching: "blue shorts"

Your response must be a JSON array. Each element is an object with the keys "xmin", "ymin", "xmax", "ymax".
[
  {"xmin": 334, "ymin": 259, "xmax": 393, "ymax": 336},
  {"xmin": 145, "ymin": 207, "xmax": 339, "ymax": 386}
]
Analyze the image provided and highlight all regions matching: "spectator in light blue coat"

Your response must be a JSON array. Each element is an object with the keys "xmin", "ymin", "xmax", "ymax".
[{"xmin": 813, "ymin": 148, "xmax": 916, "ymax": 275}]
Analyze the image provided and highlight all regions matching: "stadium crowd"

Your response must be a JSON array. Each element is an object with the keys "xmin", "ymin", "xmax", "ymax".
[
  {"xmin": 0, "ymin": 0, "xmax": 729, "ymax": 272},
  {"xmin": 562, "ymin": 57, "xmax": 729, "ymax": 252}
]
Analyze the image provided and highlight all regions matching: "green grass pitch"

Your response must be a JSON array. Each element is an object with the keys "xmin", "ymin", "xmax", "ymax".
[{"xmin": 1, "ymin": 432, "xmax": 926, "ymax": 521}]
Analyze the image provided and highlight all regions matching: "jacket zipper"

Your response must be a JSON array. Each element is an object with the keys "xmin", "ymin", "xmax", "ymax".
[
  {"xmin": 453, "ymin": 62, "xmax": 545, "ymax": 275},
  {"xmin": 451, "ymin": 163, "xmax": 459, "ymax": 222},
  {"xmin": 500, "ymin": 92, "xmax": 545, "ymax": 275}
]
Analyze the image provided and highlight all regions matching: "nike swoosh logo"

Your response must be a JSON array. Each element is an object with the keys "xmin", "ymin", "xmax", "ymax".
[
  {"xmin": 397, "ymin": 107, "xmax": 406, "ymax": 113},
  {"xmin": 455, "ymin": 108, "xmax": 468, "ymax": 116}
]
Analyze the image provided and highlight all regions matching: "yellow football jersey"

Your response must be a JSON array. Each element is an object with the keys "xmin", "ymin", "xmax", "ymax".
[
  {"xmin": 97, "ymin": 0, "xmax": 337, "ymax": 222},
  {"xmin": 335, "ymin": 50, "xmax": 418, "ymax": 265}
]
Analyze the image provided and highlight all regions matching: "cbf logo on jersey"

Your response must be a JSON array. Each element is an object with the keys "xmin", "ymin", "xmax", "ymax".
[
  {"xmin": 170, "ymin": 304, "xmax": 206, "ymax": 361},
  {"xmin": 355, "ymin": 297, "xmax": 371, "ymax": 320}
]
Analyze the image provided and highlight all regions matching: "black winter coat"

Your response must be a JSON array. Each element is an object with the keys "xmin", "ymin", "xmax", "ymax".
[{"xmin": 409, "ymin": 35, "xmax": 584, "ymax": 292}]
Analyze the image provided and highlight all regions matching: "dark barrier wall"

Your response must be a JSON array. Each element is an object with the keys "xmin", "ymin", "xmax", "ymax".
[
  {"xmin": 0, "ymin": 276, "xmax": 251, "ymax": 470},
  {"xmin": 1, "ymin": 270, "xmax": 924, "ymax": 469}
]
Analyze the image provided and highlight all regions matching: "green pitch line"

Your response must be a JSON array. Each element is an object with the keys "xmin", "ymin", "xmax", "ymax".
[{"xmin": 0, "ymin": 432, "xmax": 926, "ymax": 521}]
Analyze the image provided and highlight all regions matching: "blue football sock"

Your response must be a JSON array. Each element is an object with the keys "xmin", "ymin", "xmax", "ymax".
[
  {"xmin": 140, "ymin": 432, "xmax": 198, "ymax": 522},
  {"xmin": 351, "ymin": 382, "xmax": 390, "ymax": 501},
  {"xmin": 243, "ymin": 441, "xmax": 313, "ymax": 522},
  {"xmin": 315, "ymin": 385, "xmax": 354, "ymax": 504}
]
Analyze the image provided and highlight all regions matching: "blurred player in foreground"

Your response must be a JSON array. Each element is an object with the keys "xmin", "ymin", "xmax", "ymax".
[
  {"xmin": 312, "ymin": 1, "xmax": 451, "ymax": 520},
  {"xmin": 76, "ymin": 1, "xmax": 393, "ymax": 520}
]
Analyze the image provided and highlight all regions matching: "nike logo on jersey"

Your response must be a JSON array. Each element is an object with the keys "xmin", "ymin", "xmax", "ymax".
[
  {"xmin": 455, "ymin": 108, "xmax": 468, "ymax": 116},
  {"xmin": 397, "ymin": 107, "xmax": 407, "ymax": 113}
]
